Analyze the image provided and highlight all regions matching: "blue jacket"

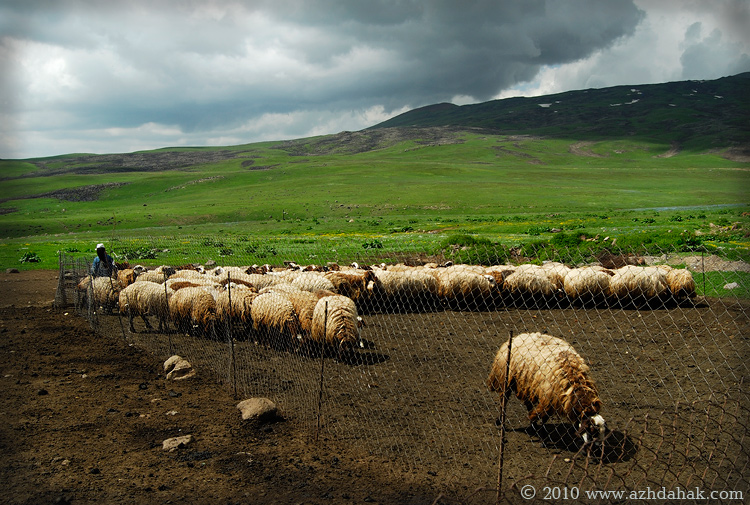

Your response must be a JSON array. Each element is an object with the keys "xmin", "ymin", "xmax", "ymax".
[{"xmin": 92, "ymin": 254, "xmax": 117, "ymax": 277}]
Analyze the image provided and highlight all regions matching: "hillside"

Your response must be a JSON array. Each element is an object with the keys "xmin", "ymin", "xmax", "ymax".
[
  {"xmin": 0, "ymin": 73, "xmax": 748, "ymax": 271},
  {"xmin": 370, "ymin": 73, "xmax": 750, "ymax": 154}
]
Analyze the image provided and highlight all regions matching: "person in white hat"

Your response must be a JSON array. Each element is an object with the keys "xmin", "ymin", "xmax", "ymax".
[{"xmin": 92, "ymin": 243, "xmax": 117, "ymax": 278}]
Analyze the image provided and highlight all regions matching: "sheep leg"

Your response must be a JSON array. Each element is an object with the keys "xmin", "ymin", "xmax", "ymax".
[
  {"xmin": 527, "ymin": 404, "xmax": 550, "ymax": 426},
  {"xmin": 140, "ymin": 314, "xmax": 153, "ymax": 331},
  {"xmin": 128, "ymin": 312, "xmax": 137, "ymax": 333}
]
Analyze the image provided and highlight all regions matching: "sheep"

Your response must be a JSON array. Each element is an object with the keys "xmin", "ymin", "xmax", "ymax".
[
  {"xmin": 369, "ymin": 268, "xmax": 440, "ymax": 312},
  {"xmin": 250, "ymin": 292, "xmax": 302, "ymax": 350},
  {"xmin": 170, "ymin": 269, "xmax": 209, "ymax": 281},
  {"xmin": 291, "ymin": 271, "xmax": 336, "ymax": 293},
  {"xmin": 311, "ymin": 294, "xmax": 364, "ymax": 356},
  {"xmin": 215, "ymin": 287, "xmax": 259, "ymax": 340},
  {"xmin": 666, "ymin": 267, "xmax": 696, "ymax": 299},
  {"xmin": 117, "ymin": 268, "xmax": 138, "ymax": 287},
  {"xmin": 487, "ymin": 332, "xmax": 606, "ymax": 445},
  {"xmin": 433, "ymin": 266, "xmax": 498, "ymax": 309},
  {"xmin": 324, "ymin": 270, "xmax": 376, "ymax": 304},
  {"xmin": 608, "ymin": 265, "xmax": 668, "ymax": 305},
  {"xmin": 502, "ymin": 264, "xmax": 560, "ymax": 306},
  {"xmin": 135, "ymin": 270, "xmax": 170, "ymax": 283},
  {"xmin": 260, "ymin": 284, "xmax": 320, "ymax": 342},
  {"xmin": 563, "ymin": 266, "xmax": 613, "ymax": 306},
  {"xmin": 541, "ymin": 262, "xmax": 571, "ymax": 291},
  {"xmin": 89, "ymin": 276, "xmax": 122, "ymax": 313},
  {"xmin": 168, "ymin": 286, "xmax": 217, "ymax": 338},
  {"xmin": 118, "ymin": 281, "xmax": 173, "ymax": 333}
]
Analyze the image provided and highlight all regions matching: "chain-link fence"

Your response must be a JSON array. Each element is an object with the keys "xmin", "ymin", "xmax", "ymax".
[{"xmin": 56, "ymin": 238, "xmax": 749, "ymax": 503}]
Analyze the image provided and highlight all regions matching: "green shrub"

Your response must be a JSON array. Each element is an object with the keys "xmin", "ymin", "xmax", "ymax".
[
  {"xmin": 362, "ymin": 239, "xmax": 383, "ymax": 249},
  {"xmin": 19, "ymin": 252, "xmax": 41, "ymax": 263}
]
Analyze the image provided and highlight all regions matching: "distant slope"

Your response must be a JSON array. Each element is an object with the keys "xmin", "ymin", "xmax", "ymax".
[{"xmin": 369, "ymin": 73, "xmax": 750, "ymax": 152}]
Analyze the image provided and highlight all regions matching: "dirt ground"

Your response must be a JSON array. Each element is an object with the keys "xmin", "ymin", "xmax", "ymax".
[
  {"xmin": 0, "ymin": 270, "xmax": 451, "ymax": 505},
  {"xmin": 1, "ymin": 270, "xmax": 748, "ymax": 505}
]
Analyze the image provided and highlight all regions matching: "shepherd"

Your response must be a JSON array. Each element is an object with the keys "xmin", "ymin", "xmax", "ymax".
[{"xmin": 92, "ymin": 243, "xmax": 117, "ymax": 278}]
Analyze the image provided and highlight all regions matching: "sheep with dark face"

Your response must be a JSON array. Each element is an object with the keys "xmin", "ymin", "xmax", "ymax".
[
  {"xmin": 487, "ymin": 332, "xmax": 607, "ymax": 445},
  {"xmin": 119, "ymin": 280, "xmax": 173, "ymax": 333}
]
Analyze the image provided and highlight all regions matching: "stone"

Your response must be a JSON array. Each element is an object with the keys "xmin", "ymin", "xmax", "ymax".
[
  {"xmin": 164, "ymin": 355, "xmax": 196, "ymax": 380},
  {"xmin": 237, "ymin": 397, "xmax": 278, "ymax": 422},
  {"xmin": 162, "ymin": 435, "xmax": 193, "ymax": 452},
  {"xmin": 5, "ymin": 268, "xmax": 20, "ymax": 274},
  {"xmin": 724, "ymin": 282, "xmax": 739, "ymax": 290}
]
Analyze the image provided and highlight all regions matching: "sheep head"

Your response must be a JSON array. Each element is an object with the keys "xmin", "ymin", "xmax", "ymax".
[{"xmin": 577, "ymin": 414, "xmax": 607, "ymax": 445}]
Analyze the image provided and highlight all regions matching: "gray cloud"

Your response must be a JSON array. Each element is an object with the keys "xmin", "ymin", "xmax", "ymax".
[{"xmin": 3, "ymin": 0, "xmax": 743, "ymax": 158}]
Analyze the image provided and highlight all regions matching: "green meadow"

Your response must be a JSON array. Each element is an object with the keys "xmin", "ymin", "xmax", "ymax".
[{"xmin": 1, "ymin": 130, "xmax": 748, "ymax": 277}]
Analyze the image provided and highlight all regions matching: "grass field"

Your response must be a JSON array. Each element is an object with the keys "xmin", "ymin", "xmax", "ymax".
[{"xmin": 1, "ymin": 129, "xmax": 748, "ymax": 273}]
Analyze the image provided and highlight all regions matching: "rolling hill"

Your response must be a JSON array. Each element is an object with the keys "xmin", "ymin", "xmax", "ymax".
[
  {"xmin": 0, "ymin": 73, "xmax": 748, "ymax": 270},
  {"xmin": 370, "ymin": 72, "xmax": 750, "ymax": 154}
]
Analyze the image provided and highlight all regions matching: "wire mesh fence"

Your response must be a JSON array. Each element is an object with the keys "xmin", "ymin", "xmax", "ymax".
[{"xmin": 56, "ymin": 237, "xmax": 749, "ymax": 503}]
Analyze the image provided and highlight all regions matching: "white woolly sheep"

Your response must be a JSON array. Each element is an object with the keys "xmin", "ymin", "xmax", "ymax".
[
  {"xmin": 607, "ymin": 265, "xmax": 668, "ymax": 304},
  {"xmin": 89, "ymin": 276, "xmax": 123, "ymax": 312},
  {"xmin": 168, "ymin": 286, "xmax": 217, "ymax": 338},
  {"xmin": 433, "ymin": 265, "xmax": 498, "ymax": 309},
  {"xmin": 311, "ymin": 294, "xmax": 364, "ymax": 355},
  {"xmin": 487, "ymin": 332, "xmax": 606, "ymax": 445},
  {"xmin": 291, "ymin": 272, "xmax": 336, "ymax": 293},
  {"xmin": 119, "ymin": 280, "xmax": 173, "ymax": 333},
  {"xmin": 260, "ymin": 284, "xmax": 321, "ymax": 341},
  {"xmin": 502, "ymin": 264, "xmax": 560, "ymax": 305},
  {"xmin": 541, "ymin": 262, "xmax": 571, "ymax": 291},
  {"xmin": 216, "ymin": 287, "xmax": 259, "ymax": 339},
  {"xmin": 250, "ymin": 292, "xmax": 302, "ymax": 350},
  {"xmin": 369, "ymin": 268, "xmax": 441, "ymax": 312},
  {"xmin": 666, "ymin": 267, "xmax": 696, "ymax": 299},
  {"xmin": 135, "ymin": 270, "xmax": 170, "ymax": 283},
  {"xmin": 563, "ymin": 266, "xmax": 613, "ymax": 305}
]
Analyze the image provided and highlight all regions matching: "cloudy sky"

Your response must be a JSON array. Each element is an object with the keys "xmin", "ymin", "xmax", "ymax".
[{"xmin": 1, "ymin": 0, "xmax": 748, "ymax": 159}]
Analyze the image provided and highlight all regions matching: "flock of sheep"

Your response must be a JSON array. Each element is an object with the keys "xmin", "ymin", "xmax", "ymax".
[
  {"xmin": 78, "ymin": 259, "xmax": 696, "ymax": 346},
  {"xmin": 77, "ymin": 258, "xmax": 696, "ymax": 444}
]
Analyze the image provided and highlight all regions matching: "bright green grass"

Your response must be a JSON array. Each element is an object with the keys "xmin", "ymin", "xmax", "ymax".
[
  {"xmin": 1, "ymin": 133, "xmax": 748, "ymax": 296},
  {"xmin": 694, "ymin": 271, "xmax": 750, "ymax": 299}
]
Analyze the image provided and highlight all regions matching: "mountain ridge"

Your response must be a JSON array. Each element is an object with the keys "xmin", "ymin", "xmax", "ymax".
[{"xmin": 368, "ymin": 72, "xmax": 750, "ymax": 152}]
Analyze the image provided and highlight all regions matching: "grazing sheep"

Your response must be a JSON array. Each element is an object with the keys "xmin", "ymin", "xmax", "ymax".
[
  {"xmin": 291, "ymin": 271, "xmax": 336, "ymax": 293},
  {"xmin": 502, "ymin": 264, "xmax": 559, "ymax": 305},
  {"xmin": 369, "ymin": 268, "xmax": 440, "ymax": 312},
  {"xmin": 563, "ymin": 266, "xmax": 613, "ymax": 305},
  {"xmin": 119, "ymin": 281, "xmax": 173, "ymax": 332},
  {"xmin": 168, "ymin": 286, "xmax": 217, "ymax": 338},
  {"xmin": 433, "ymin": 266, "xmax": 498, "ymax": 309},
  {"xmin": 260, "ymin": 285, "xmax": 320, "ymax": 341},
  {"xmin": 135, "ymin": 270, "xmax": 170, "ymax": 283},
  {"xmin": 664, "ymin": 267, "xmax": 696, "ymax": 299},
  {"xmin": 487, "ymin": 332, "xmax": 606, "ymax": 445},
  {"xmin": 117, "ymin": 268, "xmax": 138, "ymax": 287},
  {"xmin": 250, "ymin": 292, "xmax": 302, "ymax": 350},
  {"xmin": 89, "ymin": 276, "xmax": 122, "ymax": 313},
  {"xmin": 216, "ymin": 287, "xmax": 259, "ymax": 340},
  {"xmin": 324, "ymin": 270, "xmax": 376, "ymax": 304},
  {"xmin": 311, "ymin": 295, "xmax": 364, "ymax": 355},
  {"xmin": 608, "ymin": 265, "xmax": 668, "ymax": 305}
]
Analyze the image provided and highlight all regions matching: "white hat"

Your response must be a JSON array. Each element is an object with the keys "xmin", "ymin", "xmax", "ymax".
[{"xmin": 96, "ymin": 243, "xmax": 105, "ymax": 250}]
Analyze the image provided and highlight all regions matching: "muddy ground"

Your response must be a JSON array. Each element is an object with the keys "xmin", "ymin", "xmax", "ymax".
[{"xmin": 1, "ymin": 270, "xmax": 748, "ymax": 505}]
